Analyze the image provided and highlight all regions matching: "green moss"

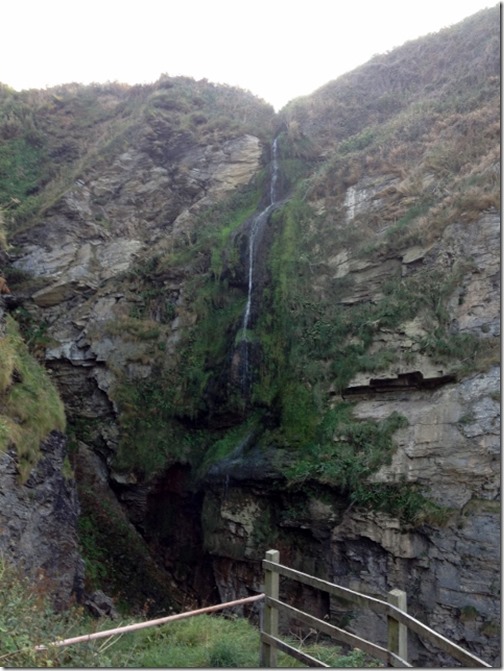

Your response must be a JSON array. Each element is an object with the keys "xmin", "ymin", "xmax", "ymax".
[
  {"xmin": 480, "ymin": 619, "xmax": 500, "ymax": 637},
  {"xmin": 111, "ymin": 376, "xmax": 193, "ymax": 478},
  {"xmin": 75, "ymin": 477, "xmax": 177, "ymax": 613},
  {"xmin": 77, "ymin": 514, "xmax": 109, "ymax": 586},
  {"xmin": 180, "ymin": 281, "xmax": 244, "ymax": 401},
  {"xmin": 252, "ymin": 506, "xmax": 277, "ymax": 548},
  {"xmin": 251, "ymin": 197, "xmax": 313, "ymax": 409},
  {"xmin": 0, "ymin": 316, "xmax": 66, "ymax": 482},
  {"xmin": 199, "ymin": 186, "xmax": 262, "ymax": 280},
  {"xmin": 280, "ymin": 381, "xmax": 318, "ymax": 445},
  {"xmin": 460, "ymin": 605, "xmax": 479, "ymax": 622},
  {"xmin": 0, "ymin": 136, "xmax": 47, "ymax": 207},
  {"xmin": 197, "ymin": 416, "xmax": 259, "ymax": 477}
]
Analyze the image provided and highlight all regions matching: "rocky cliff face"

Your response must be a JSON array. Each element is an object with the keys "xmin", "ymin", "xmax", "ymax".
[
  {"xmin": 0, "ymin": 78, "xmax": 274, "ymax": 610},
  {"xmin": 0, "ymin": 431, "xmax": 84, "ymax": 610},
  {"xmin": 13, "ymin": 132, "xmax": 263, "ymax": 309},
  {"xmin": 0, "ymin": 293, "xmax": 82, "ymax": 610},
  {"xmin": 0, "ymin": 5, "xmax": 500, "ymax": 666},
  {"xmin": 198, "ymin": 194, "xmax": 500, "ymax": 664}
]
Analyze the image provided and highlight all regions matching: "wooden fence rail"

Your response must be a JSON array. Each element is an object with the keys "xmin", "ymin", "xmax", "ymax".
[{"xmin": 261, "ymin": 549, "xmax": 491, "ymax": 668}]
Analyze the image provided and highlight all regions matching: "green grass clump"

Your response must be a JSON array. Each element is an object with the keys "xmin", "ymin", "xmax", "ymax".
[
  {"xmin": 110, "ymin": 375, "xmax": 188, "ymax": 478},
  {"xmin": 112, "ymin": 613, "xmax": 375, "ymax": 667},
  {"xmin": 287, "ymin": 403, "xmax": 407, "ymax": 495},
  {"xmin": 0, "ymin": 558, "xmax": 106, "ymax": 668},
  {"xmin": 115, "ymin": 615, "xmax": 260, "ymax": 667},
  {"xmin": 0, "ymin": 316, "xmax": 65, "ymax": 481},
  {"xmin": 283, "ymin": 399, "xmax": 451, "ymax": 524}
]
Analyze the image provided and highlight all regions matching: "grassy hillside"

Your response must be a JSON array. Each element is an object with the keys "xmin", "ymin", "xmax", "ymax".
[{"xmin": 281, "ymin": 5, "xmax": 499, "ymax": 151}]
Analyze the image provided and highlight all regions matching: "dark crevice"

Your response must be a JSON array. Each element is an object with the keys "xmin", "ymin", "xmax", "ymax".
[{"xmin": 342, "ymin": 370, "xmax": 456, "ymax": 398}]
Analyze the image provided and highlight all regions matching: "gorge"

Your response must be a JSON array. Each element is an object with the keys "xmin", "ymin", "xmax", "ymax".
[{"xmin": 0, "ymin": 5, "xmax": 500, "ymax": 667}]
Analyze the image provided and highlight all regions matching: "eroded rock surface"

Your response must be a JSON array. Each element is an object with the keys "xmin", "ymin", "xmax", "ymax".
[
  {"xmin": 0, "ymin": 432, "xmax": 84, "ymax": 609},
  {"xmin": 354, "ymin": 366, "xmax": 500, "ymax": 508}
]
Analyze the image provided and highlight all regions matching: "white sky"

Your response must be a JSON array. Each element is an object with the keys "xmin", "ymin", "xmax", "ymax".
[{"xmin": 1, "ymin": 0, "xmax": 497, "ymax": 110}]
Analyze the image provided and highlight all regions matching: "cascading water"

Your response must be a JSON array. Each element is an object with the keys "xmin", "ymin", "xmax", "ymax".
[
  {"xmin": 239, "ymin": 138, "xmax": 280, "ymax": 392},
  {"xmin": 269, "ymin": 136, "xmax": 280, "ymax": 205}
]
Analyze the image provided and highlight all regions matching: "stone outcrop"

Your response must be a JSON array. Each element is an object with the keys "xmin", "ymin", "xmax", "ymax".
[
  {"xmin": 329, "ymin": 365, "xmax": 500, "ymax": 664},
  {"xmin": 13, "ymin": 134, "xmax": 262, "ymax": 309},
  {"xmin": 4, "ymin": 93, "xmax": 270, "ymax": 611},
  {"xmin": 358, "ymin": 367, "xmax": 500, "ymax": 507},
  {"xmin": 201, "ymin": 390, "xmax": 500, "ymax": 665},
  {"xmin": 0, "ymin": 432, "xmax": 84, "ymax": 610},
  {"xmin": 9, "ymin": 128, "xmax": 264, "ymax": 461}
]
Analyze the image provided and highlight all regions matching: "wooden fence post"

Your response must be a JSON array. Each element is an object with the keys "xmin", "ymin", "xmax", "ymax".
[
  {"xmin": 387, "ymin": 588, "xmax": 408, "ymax": 664},
  {"xmin": 261, "ymin": 549, "xmax": 280, "ymax": 667}
]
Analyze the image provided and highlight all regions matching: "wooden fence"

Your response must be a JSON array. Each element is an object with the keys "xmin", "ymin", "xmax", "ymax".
[
  {"xmin": 260, "ymin": 549, "xmax": 491, "ymax": 668},
  {"xmin": 31, "ymin": 549, "xmax": 491, "ymax": 668}
]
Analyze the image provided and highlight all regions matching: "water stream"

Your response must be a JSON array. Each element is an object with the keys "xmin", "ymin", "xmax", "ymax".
[
  {"xmin": 237, "ymin": 138, "xmax": 281, "ymax": 394},
  {"xmin": 242, "ymin": 137, "xmax": 280, "ymax": 337}
]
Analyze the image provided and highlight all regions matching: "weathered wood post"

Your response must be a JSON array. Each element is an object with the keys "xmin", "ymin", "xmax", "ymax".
[
  {"xmin": 261, "ymin": 549, "xmax": 280, "ymax": 667},
  {"xmin": 387, "ymin": 588, "xmax": 408, "ymax": 664}
]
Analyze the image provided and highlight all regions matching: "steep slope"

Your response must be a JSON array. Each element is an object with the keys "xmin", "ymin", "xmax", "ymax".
[
  {"xmin": 1, "ymin": 75, "xmax": 277, "ymax": 610},
  {"xmin": 197, "ymin": 7, "xmax": 500, "ymax": 665},
  {"xmin": 210, "ymin": 8, "xmax": 500, "ymax": 664},
  {"xmin": 0, "ymin": 5, "xmax": 500, "ymax": 665},
  {"xmin": 0, "ymin": 297, "xmax": 83, "ymax": 609}
]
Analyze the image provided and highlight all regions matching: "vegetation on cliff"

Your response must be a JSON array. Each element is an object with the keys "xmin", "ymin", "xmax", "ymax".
[
  {"xmin": 0, "ymin": 7, "xmax": 499, "ymax": 648},
  {"xmin": 53, "ymin": 7, "xmax": 500, "ymax": 531},
  {"xmin": 281, "ymin": 6, "xmax": 499, "ymax": 151},
  {"xmin": 0, "ymin": 315, "xmax": 65, "ymax": 481},
  {"xmin": 0, "ymin": 76, "xmax": 274, "ymax": 235}
]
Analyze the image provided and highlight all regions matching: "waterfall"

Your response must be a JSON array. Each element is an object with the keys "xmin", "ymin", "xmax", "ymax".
[
  {"xmin": 270, "ymin": 136, "xmax": 279, "ymax": 204},
  {"xmin": 242, "ymin": 138, "xmax": 280, "ymax": 337},
  {"xmin": 241, "ymin": 207, "xmax": 272, "ymax": 336},
  {"xmin": 238, "ymin": 138, "xmax": 280, "ymax": 394}
]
